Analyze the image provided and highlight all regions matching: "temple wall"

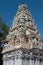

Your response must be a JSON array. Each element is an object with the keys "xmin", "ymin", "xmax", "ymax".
[
  {"xmin": 3, "ymin": 57, "xmax": 43, "ymax": 65},
  {"xmin": 3, "ymin": 49, "xmax": 43, "ymax": 65}
]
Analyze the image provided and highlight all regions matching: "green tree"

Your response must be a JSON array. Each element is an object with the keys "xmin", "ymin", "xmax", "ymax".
[
  {"xmin": 0, "ymin": 15, "xmax": 10, "ymax": 65},
  {"xmin": 0, "ymin": 20, "xmax": 9, "ymax": 42}
]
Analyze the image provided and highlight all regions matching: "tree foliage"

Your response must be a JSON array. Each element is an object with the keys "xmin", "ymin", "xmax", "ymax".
[
  {"xmin": 0, "ymin": 15, "xmax": 10, "ymax": 65},
  {"xmin": 0, "ymin": 18, "xmax": 9, "ymax": 42}
]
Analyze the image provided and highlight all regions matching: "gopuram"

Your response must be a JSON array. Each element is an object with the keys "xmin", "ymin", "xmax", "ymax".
[{"xmin": 2, "ymin": 4, "xmax": 43, "ymax": 65}]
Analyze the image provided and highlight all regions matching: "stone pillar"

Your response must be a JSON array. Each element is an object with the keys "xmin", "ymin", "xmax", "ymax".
[
  {"xmin": 30, "ymin": 58, "xmax": 35, "ymax": 65},
  {"xmin": 32, "ymin": 59, "xmax": 34, "ymax": 65},
  {"xmin": 27, "ymin": 59, "xmax": 30, "ymax": 65},
  {"xmin": 40, "ymin": 61, "xmax": 42, "ymax": 65},
  {"xmin": 13, "ymin": 58, "xmax": 15, "ymax": 65},
  {"xmin": 22, "ymin": 59, "xmax": 28, "ymax": 65},
  {"xmin": 41, "ymin": 61, "xmax": 43, "ymax": 65},
  {"xmin": 30, "ymin": 58, "xmax": 33, "ymax": 65},
  {"xmin": 35, "ymin": 59, "xmax": 38, "ymax": 65},
  {"xmin": 5, "ymin": 59, "xmax": 9, "ymax": 65},
  {"xmin": 3, "ymin": 60, "xmax": 6, "ymax": 65},
  {"xmin": 10, "ymin": 59, "xmax": 14, "ymax": 65},
  {"xmin": 37, "ymin": 60, "xmax": 40, "ymax": 65},
  {"xmin": 15, "ymin": 58, "xmax": 22, "ymax": 65}
]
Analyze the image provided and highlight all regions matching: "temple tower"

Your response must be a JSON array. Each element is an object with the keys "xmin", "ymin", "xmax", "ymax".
[{"xmin": 2, "ymin": 4, "xmax": 43, "ymax": 65}]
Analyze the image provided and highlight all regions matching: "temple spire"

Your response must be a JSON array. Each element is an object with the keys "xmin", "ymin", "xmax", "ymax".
[{"xmin": 2, "ymin": 4, "xmax": 43, "ymax": 52}]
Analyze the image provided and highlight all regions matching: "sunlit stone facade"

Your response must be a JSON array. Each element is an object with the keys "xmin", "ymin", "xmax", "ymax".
[{"xmin": 2, "ymin": 4, "xmax": 43, "ymax": 65}]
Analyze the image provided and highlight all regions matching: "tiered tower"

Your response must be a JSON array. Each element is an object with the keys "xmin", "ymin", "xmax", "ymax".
[{"xmin": 2, "ymin": 4, "xmax": 43, "ymax": 65}]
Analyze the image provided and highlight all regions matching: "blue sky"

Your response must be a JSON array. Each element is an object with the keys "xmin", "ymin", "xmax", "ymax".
[{"xmin": 0, "ymin": 0, "xmax": 43, "ymax": 39}]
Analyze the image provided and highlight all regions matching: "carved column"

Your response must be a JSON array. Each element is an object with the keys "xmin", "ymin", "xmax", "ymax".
[
  {"xmin": 6, "ymin": 59, "xmax": 10, "ymax": 65},
  {"xmin": 13, "ymin": 58, "xmax": 15, "ymax": 65},
  {"xmin": 27, "ymin": 59, "xmax": 30, "ymax": 65},
  {"xmin": 37, "ymin": 60, "xmax": 40, "ymax": 65},
  {"xmin": 15, "ymin": 58, "xmax": 22, "ymax": 65},
  {"xmin": 14, "ymin": 50, "xmax": 22, "ymax": 65},
  {"xmin": 35, "ymin": 59, "xmax": 38, "ymax": 65},
  {"xmin": 32, "ymin": 59, "xmax": 34, "ymax": 65},
  {"xmin": 30, "ymin": 58, "xmax": 33, "ymax": 65},
  {"xmin": 41, "ymin": 61, "xmax": 43, "ymax": 65},
  {"xmin": 3, "ymin": 60, "xmax": 6, "ymax": 65},
  {"xmin": 23, "ymin": 58, "xmax": 31, "ymax": 65},
  {"xmin": 10, "ymin": 59, "xmax": 14, "ymax": 65}
]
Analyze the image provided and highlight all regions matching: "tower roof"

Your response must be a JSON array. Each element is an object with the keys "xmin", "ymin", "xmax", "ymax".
[
  {"xmin": 6, "ymin": 4, "xmax": 42, "ymax": 43},
  {"xmin": 2, "ymin": 4, "xmax": 43, "ymax": 53}
]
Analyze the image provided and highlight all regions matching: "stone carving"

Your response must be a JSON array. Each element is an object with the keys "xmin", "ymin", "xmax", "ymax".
[{"xmin": 2, "ymin": 3, "xmax": 43, "ymax": 52}]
